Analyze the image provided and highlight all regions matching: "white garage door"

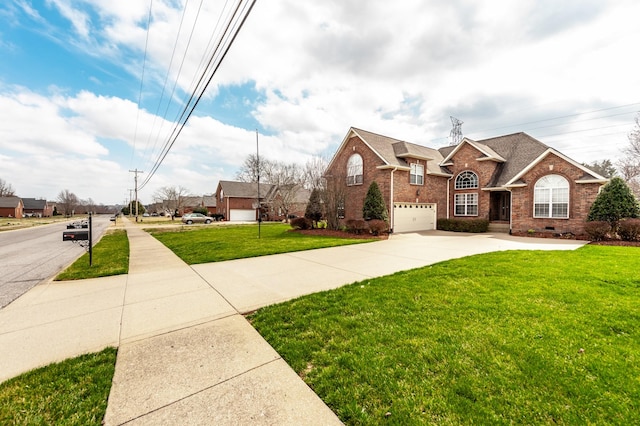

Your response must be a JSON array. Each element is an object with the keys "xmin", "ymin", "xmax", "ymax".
[
  {"xmin": 229, "ymin": 209, "xmax": 256, "ymax": 221},
  {"xmin": 393, "ymin": 203, "xmax": 436, "ymax": 233}
]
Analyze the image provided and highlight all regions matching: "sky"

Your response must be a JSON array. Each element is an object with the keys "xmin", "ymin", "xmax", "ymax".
[{"xmin": 1, "ymin": 0, "xmax": 639, "ymax": 206}]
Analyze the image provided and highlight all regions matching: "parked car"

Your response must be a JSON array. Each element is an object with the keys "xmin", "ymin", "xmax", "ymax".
[{"xmin": 181, "ymin": 213, "xmax": 212, "ymax": 224}]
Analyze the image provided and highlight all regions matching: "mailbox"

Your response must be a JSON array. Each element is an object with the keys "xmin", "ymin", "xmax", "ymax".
[{"xmin": 63, "ymin": 230, "xmax": 89, "ymax": 241}]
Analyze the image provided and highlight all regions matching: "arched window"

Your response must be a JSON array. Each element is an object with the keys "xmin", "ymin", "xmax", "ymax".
[
  {"xmin": 455, "ymin": 171, "xmax": 478, "ymax": 189},
  {"xmin": 346, "ymin": 153, "xmax": 363, "ymax": 185},
  {"xmin": 534, "ymin": 175, "xmax": 569, "ymax": 218}
]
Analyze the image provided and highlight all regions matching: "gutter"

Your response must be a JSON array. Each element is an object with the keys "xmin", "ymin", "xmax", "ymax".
[
  {"xmin": 390, "ymin": 167, "xmax": 397, "ymax": 233},
  {"xmin": 446, "ymin": 175, "xmax": 453, "ymax": 219}
]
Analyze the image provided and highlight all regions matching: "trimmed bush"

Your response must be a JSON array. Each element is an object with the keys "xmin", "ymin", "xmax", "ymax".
[
  {"xmin": 618, "ymin": 218, "xmax": 640, "ymax": 241},
  {"xmin": 367, "ymin": 219, "xmax": 388, "ymax": 236},
  {"xmin": 290, "ymin": 217, "xmax": 312, "ymax": 230},
  {"xmin": 584, "ymin": 221, "xmax": 611, "ymax": 241},
  {"xmin": 437, "ymin": 218, "xmax": 489, "ymax": 233},
  {"xmin": 587, "ymin": 177, "xmax": 640, "ymax": 229},
  {"xmin": 346, "ymin": 219, "xmax": 368, "ymax": 234}
]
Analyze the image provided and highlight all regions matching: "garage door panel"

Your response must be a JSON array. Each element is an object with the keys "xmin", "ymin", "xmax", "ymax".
[
  {"xmin": 229, "ymin": 209, "xmax": 256, "ymax": 221},
  {"xmin": 393, "ymin": 203, "xmax": 436, "ymax": 233}
]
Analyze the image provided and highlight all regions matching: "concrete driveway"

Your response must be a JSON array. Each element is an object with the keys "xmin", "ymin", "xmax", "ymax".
[{"xmin": 192, "ymin": 230, "xmax": 586, "ymax": 313}]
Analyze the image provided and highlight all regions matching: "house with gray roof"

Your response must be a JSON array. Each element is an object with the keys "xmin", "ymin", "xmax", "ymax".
[
  {"xmin": 22, "ymin": 198, "xmax": 53, "ymax": 217},
  {"xmin": 0, "ymin": 197, "xmax": 24, "ymax": 218},
  {"xmin": 215, "ymin": 181, "xmax": 275, "ymax": 221},
  {"xmin": 325, "ymin": 127, "xmax": 608, "ymax": 235}
]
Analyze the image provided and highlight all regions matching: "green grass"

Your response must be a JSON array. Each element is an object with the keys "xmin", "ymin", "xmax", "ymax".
[
  {"xmin": 149, "ymin": 223, "xmax": 373, "ymax": 264},
  {"xmin": 0, "ymin": 348, "xmax": 117, "ymax": 425},
  {"xmin": 55, "ymin": 230, "xmax": 129, "ymax": 280},
  {"xmin": 249, "ymin": 245, "xmax": 640, "ymax": 425}
]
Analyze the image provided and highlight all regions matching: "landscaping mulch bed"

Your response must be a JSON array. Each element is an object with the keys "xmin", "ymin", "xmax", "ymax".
[
  {"xmin": 588, "ymin": 240, "xmax": 640, "ymax": 247},
  {"xmin": 292, "ymin": 229, "xmax": 389, "ymax": 240}
]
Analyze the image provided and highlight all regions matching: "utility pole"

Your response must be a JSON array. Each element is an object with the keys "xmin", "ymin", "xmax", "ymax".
[
  {"xmin": 129, "ymin": 169, "xmax": 144, "ymax": 222},
  {"xmin": 128, "ymin": 189, "xmax": 133, "ymax": 217}
]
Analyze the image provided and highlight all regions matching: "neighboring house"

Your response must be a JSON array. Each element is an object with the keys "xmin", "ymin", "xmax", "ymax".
[
  {"xmin": 201, "ymin": 195, "xmax": 216, "ymax": 215},
  {"xmin": 22, "ymin": 198, "xmax": 53, "ymax": 217},
  {"xmin": 263, "ymin": 184, "xmax": 311, "ymax": 221},
  {"xmin": 215, "ymin": 181, "xmax": 275, "ymax": 221},
  {"xmin": 181, "ymin": 196, "xmax": 205, "ymax": 214},
  {"xmin": 0, "ymin": 197, "xmax": 24, "ymax": 218},
  {"xmin": 324, "ymin": 127, "xmax": 608, "ymax": 235}
]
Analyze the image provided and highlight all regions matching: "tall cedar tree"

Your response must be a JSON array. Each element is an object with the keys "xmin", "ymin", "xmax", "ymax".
[
  {"xmin": 587, "ymin": 177, "xmax": 640, "ymax": 227},
  {"xmin": 363, "ymin": 182, "xmax": 389, "ymax": 222},
  {"xmin": 304, "ymin": 187, "xmax": 323, "ymax": 223}
]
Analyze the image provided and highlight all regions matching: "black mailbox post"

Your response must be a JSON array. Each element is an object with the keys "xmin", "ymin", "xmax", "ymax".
[
  {"xmin": 62, "ymin": 213, "xmax": 93, "ymax": 266},
  {"xmin": 62, "ymin": 230, "xmax": 89, "ymax": 241}
]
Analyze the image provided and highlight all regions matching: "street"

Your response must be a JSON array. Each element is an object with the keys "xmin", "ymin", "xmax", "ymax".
[{"xmin": 0, "ymin": 216, "xmax": 112, "ymax": 308}]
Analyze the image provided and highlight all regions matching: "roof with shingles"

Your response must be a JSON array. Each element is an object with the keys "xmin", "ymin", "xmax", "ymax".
[
  {"xmin": 22, "ymin": 198, "xmax": 47, "ymax": 210},
  {"xmin": 350, "ymin": 128, "xmax": 450, "ymax": 175},
  {"xmin": 218, "ymin": 181, "xmax": 275, "ymax": 198},
  {"xmin": 335, "ymin": 128, "xmax": 605, "ymax": 188},
  {"xmin": 0, "ymin": 197, "xmax": 22, "ymax": 208}
]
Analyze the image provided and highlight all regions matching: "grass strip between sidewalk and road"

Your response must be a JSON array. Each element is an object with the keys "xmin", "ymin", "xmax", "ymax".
[
  {"xmin": 0, "ymin": 348, "xmax": 117, "ymax": 425},
  {"xmin": 249, "ymin": 245, "xmax": 640, "ymax": 425},
  {"xmin": 149, "ymin": 223, "xmax": 373, "ymax": 264},
  {"xmin": 55, "ymin": 229, "xmax": 129, "ymax": 281}
]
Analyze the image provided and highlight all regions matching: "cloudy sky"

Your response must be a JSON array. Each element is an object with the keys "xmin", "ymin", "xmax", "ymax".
[{"xmin": 1, "ymin": 0, "xmax": 639, "ymax": 205}]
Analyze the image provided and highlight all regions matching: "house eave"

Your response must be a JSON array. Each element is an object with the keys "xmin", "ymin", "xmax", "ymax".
[
  {"xmin": 396, "ymin": 153, "xmax": 434, "ymax": 161},
  {"xmin": 576, "ymin": 178, "xmax": 609, "ymax": 184},
  {"xmin": 377, "ymin": 164, "xmax": 410, "ymax": 171},
  {"xmin": 477, "ymin": 157, "xmax": 506, "ymax": 163}
]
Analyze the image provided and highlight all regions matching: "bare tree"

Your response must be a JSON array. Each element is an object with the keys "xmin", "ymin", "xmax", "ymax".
[
  {"xmin": 57, "ymin": 189, "xmax": 79, "ymax": 217},
  {"xmin": 0, "ymin": 178, "xmax": 16, "ymax": 197},
  {"xmin": 302, "ymin": 156, "xmax": 328, "ymax": 189},
  {"xmin": 618, "ymin": 114, "xmax": 640, "ymax": 198},
  {"xmin": 153, "ymin": 186, "xmax": 191, "ymax": 217},
  {"xmin": 321, "ymin": 172, "xmax": 347, "ymax": 230}
]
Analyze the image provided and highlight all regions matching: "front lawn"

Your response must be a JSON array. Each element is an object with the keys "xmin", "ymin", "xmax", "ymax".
[
  {"xmin": 0, "ymin": 348, "xmax": 117, "ymax": 425},
  {"xmin": 249, "ymin": 245, "xmax": 640, "ymax": 424},
  {"xmin": 55, "ymin": 230, "xmax": 129, "ymax": 280},
  {"xmin": 149, "ymin": 223, "xmax": 374, "ymax": 264}
]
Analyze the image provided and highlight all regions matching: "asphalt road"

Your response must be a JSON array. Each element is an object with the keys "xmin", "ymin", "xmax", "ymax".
[{"xmin": 0, "ymin": 216, "xmax": 112, "ymax": 309}]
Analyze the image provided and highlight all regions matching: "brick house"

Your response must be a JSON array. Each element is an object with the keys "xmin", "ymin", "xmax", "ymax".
[
  {"xmin": 215, "ymin": 181, "xmax": 275, "ymax": 221},
  {"xmin": 0, "ymin": 197, "xmax": 24, "ymax": 218},
  {"xmin": 324, "ymin": 127, "xmax": 608, "ymax": 235},
  {"xmin": 263, "ymin": 184, "xmax": 311, "ymax": 221},
  {"xmin": 22, "ymin": 198, "xmax": 53, "ymax": 217}
]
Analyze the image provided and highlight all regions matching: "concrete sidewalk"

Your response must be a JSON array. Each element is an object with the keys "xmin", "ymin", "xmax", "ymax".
[{"xmin": 0, "ymin": 218, "xmax": 587, "ymax": 424}]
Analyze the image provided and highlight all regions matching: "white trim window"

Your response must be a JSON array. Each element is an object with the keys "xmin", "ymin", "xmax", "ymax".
[
  {"xmin": 534, "ymin": 174, "xmax": 569, "ymax": 218},
  {"xmin": 455, "ymin": 171, "xmax": 478, "ymax": 189},
  {"xmin": 346, "ymin": 153, "xmax": 363, "ymax": 185},
  {"xmin": 455, "ymin": 193, "xmax": 478, "ymax": 216},
  {"xmin": 410, "ymin": 163, "xmax": 424, "ymax": 185}
]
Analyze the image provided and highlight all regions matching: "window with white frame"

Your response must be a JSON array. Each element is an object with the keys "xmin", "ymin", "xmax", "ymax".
[
  {"xmin": 346, "ymin": 153, "xmax": 363, "ymax": 185},
  {"xmin": 534, "ymin": 174, "xmax": 569, "ymax": 218},
  {"xmin": 455, "ymin": 193, "xmax": 478, "ymax": 216},
  {"xmin": 455, "ymin": 171, "xmax": 478, "ymax": 189},
  {"xmin": 410, "ymin": 163, "xmax": 424, "ymax": 185}
]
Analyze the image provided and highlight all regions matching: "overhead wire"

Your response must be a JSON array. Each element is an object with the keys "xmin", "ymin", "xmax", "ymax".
[
  {"xmin": 139, "ymin": 0, "xmax": 192, "ymax": 167},
  {"xmin": 139, "ymin": 0, "xmax": 257, "ymax": 190},
  {"xmin": 130, "ymin": 0, "xmax": 154, "ymax": 165}
]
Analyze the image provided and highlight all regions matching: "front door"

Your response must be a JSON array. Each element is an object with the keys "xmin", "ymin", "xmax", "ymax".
[{"xmin": 490, "ymin": 192, "xmax": 511, "ymax": 222}]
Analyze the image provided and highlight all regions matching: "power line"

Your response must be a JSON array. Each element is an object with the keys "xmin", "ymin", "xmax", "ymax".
[
  {"xmin": 130, "ymin": 0, "xmax": 154, "ymax": 165},
  {"xmin": 139, "ymin": 0, "xmax": 257, "ymax": 190}
]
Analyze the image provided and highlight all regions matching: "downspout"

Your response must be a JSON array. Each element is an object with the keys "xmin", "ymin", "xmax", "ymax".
[
  {"xmin": 390, "ymin": 167, "xmax": 398, "ymax": 233},
  {"xmin": 507, "ymin": 188, "xmax": 513, "ymax": 234},
  {"xmin": 446, "ymin": 175, "xmax": 454, "ymax": 219}
]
